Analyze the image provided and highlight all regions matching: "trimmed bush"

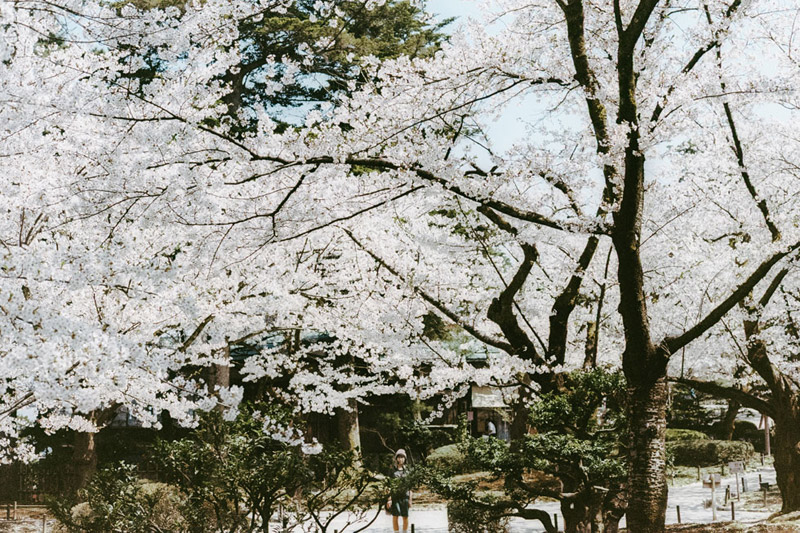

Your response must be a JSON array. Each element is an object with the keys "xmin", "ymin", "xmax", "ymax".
[
  {"xmin": 666, "ymin": 428, "xmax": 710, "ymax": 442},
  {"xmin": 668, "ymin": 439, "xmax": 754, "ymax": 466},
  {"xmin": 427, "ymin": 444, "xmax": 465, "ymax": 473}
]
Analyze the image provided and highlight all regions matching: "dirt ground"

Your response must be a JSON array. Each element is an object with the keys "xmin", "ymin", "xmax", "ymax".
[{"xmin": 662, "ymin": 511, "xmax": 800, "ymax": 532}]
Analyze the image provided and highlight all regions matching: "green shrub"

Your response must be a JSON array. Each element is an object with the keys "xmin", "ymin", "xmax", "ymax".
[
  {"xmin": 668, "ymin": 439, "xmax": 754, "ymax": 466},
  {"xmin": 733, "ymin": 420, "xmax": 766, "ymax": 453},
  {"xmin": 447, "ymin": 499, "xmax": 509, "ymax": 533},
  {"xmin": 50, "ymin": 463, "xmax": 185, "ymax": 533},
  {"xmin": 666, "ymin": 429, "xmax": 710, "ymax": 442},
  {"xmin": 427, "ymin": 444, "xmax": 465, "ymax": 473}
]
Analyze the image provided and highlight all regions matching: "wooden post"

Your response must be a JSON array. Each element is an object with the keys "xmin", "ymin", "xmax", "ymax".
[
  {"xmin": 554, "ymin": 513, "xmax": 559, "ymax": 532},
  {"xmin": 677, "ymin": 505, "xmax": 682, "ymax": 524},
  {"xmin": 731, "ymin": 501, "xmax": 735, "ymax": 521},
  {"xmin": 13, "ymin": 502, "xmax": 17, "ymax": 521},
  {"xmin": 724, "ymin": 485, "xmax": 730, "ymax": 504},
  {"xmin": 711, "ymin": 478, "xmax": 717, "ymax": 521},
  {"xmin": 411, "ymin": 526, "xmax": 415, "ymax": 533},
  {"xmin": 697, "ymin": 466, "xmax": 701, "ymax": 480},
  {"xmin": 41, "ymin": 516, "xmax": 46, "ymax": 533}
]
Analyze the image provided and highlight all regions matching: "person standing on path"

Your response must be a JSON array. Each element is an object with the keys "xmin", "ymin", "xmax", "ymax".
[{"xmin": 388, "ymin": 448, "xmax": 411, "ymax": 532}]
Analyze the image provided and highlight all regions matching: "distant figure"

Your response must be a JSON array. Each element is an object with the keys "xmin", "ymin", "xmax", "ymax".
[
  {"xmin": 486, "ymin": 419, "xmax": 497, "ymax": 437},
  {"xmin": 387, "ymin": 448, "xmax": 411, "ymax": 532}
]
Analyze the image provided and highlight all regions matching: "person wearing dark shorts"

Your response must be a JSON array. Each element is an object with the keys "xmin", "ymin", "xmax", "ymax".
[{"xmin": 388, "ymin": 448, "xmax": 411, "ymax": 532}]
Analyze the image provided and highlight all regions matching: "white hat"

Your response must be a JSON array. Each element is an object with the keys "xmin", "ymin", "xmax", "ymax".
[{"xmin": 394, "ymin": 448, "xmax": 406, "ymax": 458}]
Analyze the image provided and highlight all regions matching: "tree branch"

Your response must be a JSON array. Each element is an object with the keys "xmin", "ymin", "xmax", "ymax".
[
  {"xmin": 342, "ymin": 229, "xmax": 513, "ymax": 353},
  {"xmin": 670, "ymin": 377, "xmax": 774, "ymax": 418},
  {"xmin": 662, "ymin": 242, "xmax": 800, "ymax": 355},
  {"xmin": 486, "ymin": 243, "xmax": 544, "ymax": 364}
]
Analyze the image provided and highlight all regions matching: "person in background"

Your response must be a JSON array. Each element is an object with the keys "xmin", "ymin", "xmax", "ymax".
[
  {"xmin": 486, "ymin": 419, "xmax": 497, "ymax": 437},
  {"xmin": 387, "ymin": 448, "xmax": 411, "ymax": 532}
]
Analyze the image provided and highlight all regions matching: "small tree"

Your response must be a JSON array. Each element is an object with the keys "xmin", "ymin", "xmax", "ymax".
[
  {"xmin": 427, "ymin": 369, "xmax": 627, "ymax": 533},
  {"xmin": 156, "ymin": 405, "xmax": 311, "ymax": 532}
]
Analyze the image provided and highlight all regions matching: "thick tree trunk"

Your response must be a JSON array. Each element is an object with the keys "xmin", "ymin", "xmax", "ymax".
[
  {"xmin": 626, "ymin": 378, "xmax": 668, "ymax": 533},
  {"xmin": 771, "ymin": 404, "xmax": 800, "ymax": 512}
]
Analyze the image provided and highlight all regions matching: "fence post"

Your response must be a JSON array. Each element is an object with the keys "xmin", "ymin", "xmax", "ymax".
[
  {"xmin": 676, "ymin": 505, "xmax": 681, "ymax": 524},
  {"xmin": 41, "ymin": 516, "xmax": 46, "ymax": 533},
  {"xmin": 731, "ymin": 501, "xmax": 735, "ymax": 521},
  {"xmin": 411, "ymin": 525, "xmax": 415, "ymax": 533},
  {"xmin": 553, "ymin": 513, "xmax": 559, "ymax": 532}
]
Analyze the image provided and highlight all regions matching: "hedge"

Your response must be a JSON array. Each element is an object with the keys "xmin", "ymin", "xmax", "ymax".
[
  {"xmin": 427, "ymin": 444, "xmax": 465, "ymax": 472},
  {"xmin": 668, "ymin": 439, "xmax": 754, "ymax": 466},
  {"xmin": 666, "ymin": 428, "xmax": 710, "ymax": 442}
]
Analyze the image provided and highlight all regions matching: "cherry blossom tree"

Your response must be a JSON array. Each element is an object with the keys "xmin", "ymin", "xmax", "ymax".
[{"xmin": 5, "ymin": 0, "xmax": 800, "ymax": 531}]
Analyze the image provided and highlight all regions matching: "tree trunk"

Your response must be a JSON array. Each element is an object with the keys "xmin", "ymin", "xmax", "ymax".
[
  {"xmin": 771, "ymin": 401, "xmax": 800, "ymax": 512},
  {"xmin": 601, "ymin": 489, "xmax": 626, "ymax": 533},
  {"xmin": 336, "ymin": 398, "xmax": 362, "ymax": 468},
  {"xmin": 561, "ymin": 489, "xmax": 623, "ymax": 533},
  {"xmin": 561, "ymin": 495, "xmax": 601, "ymax": 533},
  {"xmin": 69, "ymin": 407, "xmax": 118, "ymax": 495},
  {"xmin": 71, "ymin": 429, "xmax": 98, "ymax": 494},
  {"xmin": 720, "ymin": 399, "xmax": 740, "ymax": 440},
  {"xmin": 626, "ymin": 378, "xmax": 668, "ymax": 533}
]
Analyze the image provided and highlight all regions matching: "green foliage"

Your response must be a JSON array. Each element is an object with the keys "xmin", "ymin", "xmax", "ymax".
[
  {"xmin": 155, "ymin": 405, "xmax": 310, "ymax": 532},
  {"xmin": 668, "ymin": 384, "xmax": 717, "ymax": 431},
  {"xmin": 427, "ymin": 443, "xmax": 466, "ymax": 473},
  {"xmin": 668, "ymin": 439, "xmax": 755, "ymax": 466},
  {"xmin": 49, "ymin": 463, "xmax": 184, "ymax": 533},
  {"xmin": 666, "ymin": 428, "xmax": 711, "ymax": 442},
  {"xmin": 52, "ymin": 405, "xmax": 377, "ymax": 533},
  {"xmin": 117, "ymin": 0, "xmax": 448, "ymax": 133},
  {"xmin": 423, "ymin": 369, "xmax": 627, "ymax": 533},
  {"xmin": 447, "ymin": 499, "xmax": 510, "ymax": 533}
]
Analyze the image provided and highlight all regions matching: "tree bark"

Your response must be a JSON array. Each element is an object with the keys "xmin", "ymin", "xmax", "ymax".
[
  {"xmin": 71, "ymin": 429, "xmax": 98, "ymax": 494},
  {"xmin": 625, "ymin": 379, "xmax": 668, "ymax": 533},
  {"xmin": 561, "ymin": 489, "xmax": 624, "ymax": 533},
  {"xmin": 336, "ymin": 398, "xmax": 362, "ymax": 468},
  {"xmin": 771, "ymin": 393, "xmax": 800, "ymax": 512},
  {"xmin": 720, "ymin": 399, "xmax": 740, "ymax": 440},
  {"xmin": 69, "ymin": 407, "xmax": 118, "ymax": 495}
]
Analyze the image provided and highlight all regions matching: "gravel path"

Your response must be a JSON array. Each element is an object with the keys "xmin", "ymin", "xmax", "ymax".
[{"xmin": 322, "ymin": 466, "xmax": 778, "ymax": 532}]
